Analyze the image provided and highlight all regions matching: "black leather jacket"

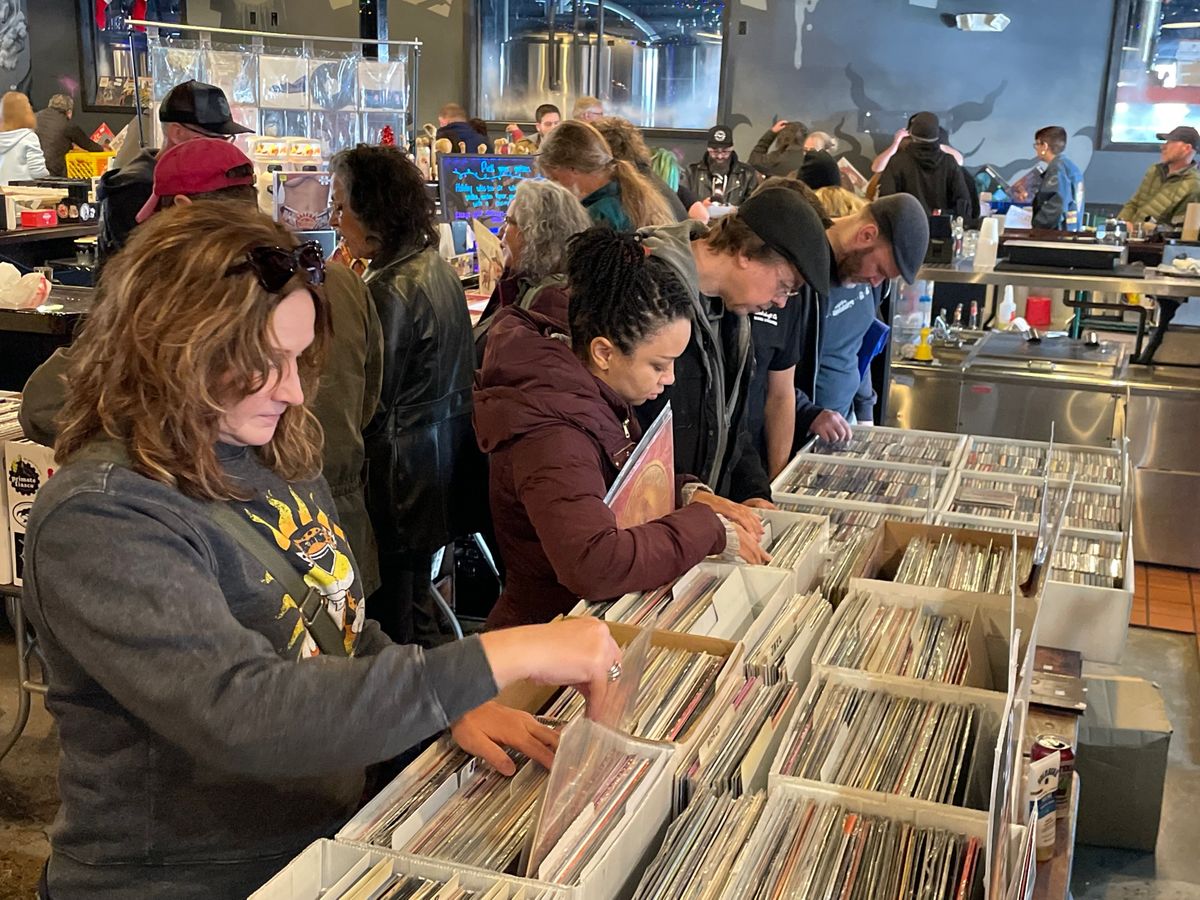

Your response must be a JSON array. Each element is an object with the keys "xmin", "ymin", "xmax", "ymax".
[
  {"xmin": 687, "ymin": 153, "xmax": 761, "ymax": 207},
  {"xmin": 362, "ymin": 244, "xmax": 486, "ymax": 557}
]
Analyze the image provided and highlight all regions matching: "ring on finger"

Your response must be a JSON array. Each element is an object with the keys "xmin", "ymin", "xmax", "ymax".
[{"xmin": 607, "ymin": 662, "xmax": 622, "ymax": 682}]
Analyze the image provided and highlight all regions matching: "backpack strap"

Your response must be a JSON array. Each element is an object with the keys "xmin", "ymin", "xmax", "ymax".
[
  {"xmin": 516, "ymin": 273, "xmax": 568, "ymax": 311},
  {"xmin": 74, "ymin": 438, "xmax": 349, "ymax": 657}
]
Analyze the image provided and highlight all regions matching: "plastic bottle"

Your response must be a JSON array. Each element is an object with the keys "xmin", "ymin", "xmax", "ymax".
[
  {"xmin": 974, "ymin": 216, "xmax": 1000, "ymax": 271},
  {"xmin": 918, "ymin": 294, "xmax": 933, "ymax": 328},
  {"xmin": 998, "ymin": 285, "xmax": 1017, "ymax": 327}
]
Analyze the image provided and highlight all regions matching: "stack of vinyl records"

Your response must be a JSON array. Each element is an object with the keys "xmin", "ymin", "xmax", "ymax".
[
  {"xmin": 353, "ymin": 742, "xmax": 472, "ymax": 847},
  {"xmin": 815, "ymin": 591, "xmax": 971, "ymax": 684},
  {"xmin": 542, "ymin": 644, "xmax": 727, "ymax": 743},
  {"xmin": 776, "ymin": 503, "xmax": 889, "ymax": 543},
  {"xmin": 0, "ymin": 392, "xmax": 22, "ymax": 442},
  {"xmin": 631, "ymin": 792, "xmax": 766, "ymax": 900},
  {"xmin": 612, "ymin": 573, "xmax": 723, "ymax": 631},
  {"xmin": 743, "ymin": 589, "xmax": 831, "ymax": 685},
  {"xmin": 762, "ymin": 519, "xmax": 823, "ymax": 570},
  {"xmin": 775, "ymin": 679, "xmax": 979, "ymax": 806},
  {"xmin": 682, "ymin": 677, "xmax": 800, "ymax": 797},
  {"xmin": 314, "ymin": 856, "xmax": 560, "ymax": 900},
  {"xmin": 720, "ymin": 791, "xmax": 984, "ymax": 899}
]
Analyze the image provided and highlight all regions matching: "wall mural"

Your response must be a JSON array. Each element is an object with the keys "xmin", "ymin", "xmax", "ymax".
[
  {"xmin": 0, "ymin": 0, "xmax": 32, "ymax": 94},
  {"xmin": 727, "ymin": 0, "xmax": 1120, "ymax": 201}
]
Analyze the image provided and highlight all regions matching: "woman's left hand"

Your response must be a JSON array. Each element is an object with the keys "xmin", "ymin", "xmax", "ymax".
[
  {"xmin": 741, "ymin": 498, "xmax": 777, "ymax": 511},
  {"xmin": 450, "ymin": 700, "xmax": 559, "ymax": 774}
]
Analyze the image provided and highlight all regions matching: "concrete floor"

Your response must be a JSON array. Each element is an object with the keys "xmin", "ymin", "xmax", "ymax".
[
  {"xmin": 1072, "ymin": 628, "xmax": 1200, "ymax": 900},
  {"xmin": 1, "ymin": 625, "xmax": 1198, "ymax": 899}
]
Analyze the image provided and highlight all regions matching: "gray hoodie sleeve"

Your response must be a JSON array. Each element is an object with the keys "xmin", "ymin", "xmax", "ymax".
[{"xmin": 27, "ymin": 487, "xmax": 498, "ymax": 779}]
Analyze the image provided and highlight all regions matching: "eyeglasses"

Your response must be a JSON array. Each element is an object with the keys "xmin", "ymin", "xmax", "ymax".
[
  {"xmin": 225, "ymin": 241, "xmax": 326, "ymax": 294},
  {"xmin": 773, "ymin": 270, "xmax": 803, "ymax": 300}
]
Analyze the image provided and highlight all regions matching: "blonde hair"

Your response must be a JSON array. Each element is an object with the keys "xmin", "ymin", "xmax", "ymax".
[
  {"xmin": 572, "ymin": 95, "xmax": 603, "ymax": 119},
  {"xmin": 815, "ymin": 185, "xmax": 867, "ymax": 217},
  {"xmin": 538, "ymin": 120, "xmax": 672, "ymax": 228},
  {"xmin": 56, "ymin": 201, "xmax": 332, "ymax": 500},
  {"xmin": 0, "ymin": 92, "xmax": 35, "ymax": 131}
]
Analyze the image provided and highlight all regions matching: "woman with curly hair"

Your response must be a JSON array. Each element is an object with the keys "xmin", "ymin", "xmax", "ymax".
[
  {"xmin": 473, "ymin": 178, "xmax": 591, "ymax": 361},
  {"xmin": 21, "ymin": 201, "xmax": 622, "ymax": 899},
  {"xmin": 538, "ymin": 119, "xmax": 673, "ymax": 231},
  {"xmin": 329, "ymin": 144, "xmax": 482, "ymax": 647},
  {"xmin": 475, "ymin": 226, "xmax": 769, "ymax": 628}
]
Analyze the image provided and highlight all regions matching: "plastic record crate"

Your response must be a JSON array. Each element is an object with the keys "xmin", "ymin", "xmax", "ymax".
[{"xmin": 65, "ymin": 151, "xmax": 115, "ymax": 179}]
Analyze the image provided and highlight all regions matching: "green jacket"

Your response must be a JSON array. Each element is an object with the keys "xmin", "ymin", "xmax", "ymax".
[
  {"xmin": 581, "ymin": 181, "xmax": 634, "ymax": 231},
  {"xmin": 1118, "ymin": 162, "xmax": 1200, "ymax": 226}
]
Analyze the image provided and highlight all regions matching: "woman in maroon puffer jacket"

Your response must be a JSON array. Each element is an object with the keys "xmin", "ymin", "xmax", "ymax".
[{"xmin": 474, "ymin": 227, "xmax": 770, "ymax": 629}]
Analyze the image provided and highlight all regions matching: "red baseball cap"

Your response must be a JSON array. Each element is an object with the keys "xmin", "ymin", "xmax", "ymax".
[{"xmin": 136, "ymin": 139, "xmax": 257, "ymax": 223}]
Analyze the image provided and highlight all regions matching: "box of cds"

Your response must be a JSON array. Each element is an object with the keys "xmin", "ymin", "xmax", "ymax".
[
  {"xmin": 768, "ymin": 667, "xmax": 1009, "ymax": 813},
  {"xmin": 604, "ymin": 563, "xmax": 793, "ymax": 643},
  {"xmin": 797, "ymin": 424, "xmax": 967, "ymax": 470},
  {"xmin": 752, "ymin": 508, "xmax": 828, "ymax": 591},
  {"xmin": 960, "ymin": 434, "xmax": 1122, "ymax": 486},
  {"xmin": 935, "ymin": 514, "xmax": 1133, "ymax": 664},
  {"xmin": 941, "ymin": 469, "xmax": 1124, "ymax": 534},
  {"xmin": 771, "ymin": 453, "xmax": 951, "ymax": 517},
  {"xmin": 337, "ymin": 721, "xmax": 676, "ymax": 900},
  {"xmin": 252, "ymin": 838, "xmax": 569, "ymax": 899},
  {"xmin": 719, "ymin": 780, "xmax": 1030, "ymax": 900}
]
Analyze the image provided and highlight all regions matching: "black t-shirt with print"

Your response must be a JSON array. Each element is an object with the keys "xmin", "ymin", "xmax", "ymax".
[{"xmin": 746, "ymin": 299, "xmax": 805, "ymax": 457}]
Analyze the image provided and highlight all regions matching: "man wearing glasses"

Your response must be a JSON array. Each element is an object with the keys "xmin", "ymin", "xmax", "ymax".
[
  {"xmin": 635, "ymin": 187, "xmax": 831, "ymax": 507},
  {"xmin": 97, "ymin": 80, "xmax": 253, "ymax": 267}
]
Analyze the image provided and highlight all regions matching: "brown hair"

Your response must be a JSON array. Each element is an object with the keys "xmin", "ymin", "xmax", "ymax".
[
  {"xmin": 703, "ymin": 213, "xmax": 785, "ymax": 265},
  {"xmin": 538, "ymin": 120, "xmax": 672, "ymax": 228},
  {"xmin": 772, "ymin": 121, "xmax": 809, "ymax": 153},
  {"xmin": 1035, "ymin": 125, "xmax": 1067, "ymax": 155},
  {"xmin": 56, "ymin": 201, "xmax": 332, "ymax": 500},
  {"xmin": 439, "ymin": 102, "xmax": 467, "ymax": 121},
  {"xmin": 572, "ymin": 95, "xmax": 603, "ymax": 118},
  {"xmin": 0, "ymin": 92, "xmax": 35, "ymax": 131},
  {"xmin": 592, "ymin": 116, "xmax": 652, "ymax": 167}
]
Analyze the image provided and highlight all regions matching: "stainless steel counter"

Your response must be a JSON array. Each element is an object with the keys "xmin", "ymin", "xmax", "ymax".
[{"xmin": 917, "ymin": 261, "xmax": 1200, "ymax": 298}]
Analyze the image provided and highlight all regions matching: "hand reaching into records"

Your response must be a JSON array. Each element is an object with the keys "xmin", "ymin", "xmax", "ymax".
[
  {"xmin": 741, "ymin": 497, "xmax": 777, "ymax": 511},
  {"xmin": 688, "ymin": 491, "xmax": 765, "ymax": 539},
  {"xmin": 479, "ymin": 617, "xmax": 622, "ymax": 702},
  {"xmin": 450, "ymin": 701, "xmax": 559, "ymax": 774},
  {"xmin": 732, "ymin": 520, "xmax": 772, "ymax": 565},
  {"xmin": 810, "ymin": 409, "xmax": 853, "ymax": 443}
]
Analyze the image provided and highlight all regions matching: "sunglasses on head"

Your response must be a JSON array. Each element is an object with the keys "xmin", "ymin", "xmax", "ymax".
[{"xmin": 225, "ymin": 241, "xmax": 326, "ymax": 294}]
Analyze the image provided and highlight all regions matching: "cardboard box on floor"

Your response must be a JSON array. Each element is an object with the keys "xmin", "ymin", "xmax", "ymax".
[{"xmin": 1075, "ymin": 675, "xmax": 1172, "ymax": 852}]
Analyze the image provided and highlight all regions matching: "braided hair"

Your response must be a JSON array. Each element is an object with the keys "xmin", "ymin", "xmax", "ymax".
[{"xmin": 566, "ymin": 226, "xmax": 693, "ymax": 360}]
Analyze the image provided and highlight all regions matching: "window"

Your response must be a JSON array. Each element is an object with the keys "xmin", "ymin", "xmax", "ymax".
[
  {"xmin": 476, "ymin": 0, "xmax": 725, "ymax": 130},
  {"xmin": 1103, "ymin": 0, "xmax": 1200, "ymax": 147}
]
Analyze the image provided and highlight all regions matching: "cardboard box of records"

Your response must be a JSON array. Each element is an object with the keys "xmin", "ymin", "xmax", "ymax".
[
  {"xmin": 335, "ymin": 722, "xmax": 676, "ymax": 900},
  {"xmin": 771, "ymin": 452, "xmax": 952, "ymax": 520},
  {"xmin": 937, "ymin": 512, "xmax": 1133, "ymax": 665},
  {"xmin": 749, "ymin": 507, "xmax": 829, "ymax": 591},
  {"xmin": 834, "ymin": 520, "xmax": 1042, "ymax": 692},
  {"xmin": 723, "ymin": 779, "xmax": 1033, "ymax": 900},
  {"xmin": 602, "ymin": 562, "xmax": 794, "ymax": 643},
  {"xmin": 252, "ymin": 838, "xmax": 570, "ymax": 900}
]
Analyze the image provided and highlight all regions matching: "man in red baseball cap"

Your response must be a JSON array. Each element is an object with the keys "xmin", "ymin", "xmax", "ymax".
[{"xmin": 135, "ymin": 138, "xmax": 257, "ymax": 223}]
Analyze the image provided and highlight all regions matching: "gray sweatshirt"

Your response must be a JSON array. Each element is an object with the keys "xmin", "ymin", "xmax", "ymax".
[{"xmin": 22, "ymin": 442, "xmax": 497, "ymax": 898}]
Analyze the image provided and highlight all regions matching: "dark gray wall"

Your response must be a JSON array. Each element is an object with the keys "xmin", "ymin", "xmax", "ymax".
[{"xmin": 720, "ymin": 0, "xmax": 1154, "ymax": 205}]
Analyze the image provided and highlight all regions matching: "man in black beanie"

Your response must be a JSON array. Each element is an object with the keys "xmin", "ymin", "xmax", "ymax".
[{"xmin": 878, "ymin": 111, "xmax": 971, "ymax": 218}]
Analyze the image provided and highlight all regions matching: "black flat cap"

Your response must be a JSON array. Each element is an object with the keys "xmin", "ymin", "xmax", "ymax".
[
  {"xmin": 1157, "ymin": 125, "xmax": 1200, "ymax": 149},
  {"xmin": 870, "ymin": 193, "xmax": 930, "ymax": 284},
  {"xmin": 739, "ymin": 187, "xmax": 832, "ymax": 297}
]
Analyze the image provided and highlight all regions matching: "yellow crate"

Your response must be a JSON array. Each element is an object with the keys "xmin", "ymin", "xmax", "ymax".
[{"xmin": 65, "ymin": 151, "xmax": 115, "ymax": 179}]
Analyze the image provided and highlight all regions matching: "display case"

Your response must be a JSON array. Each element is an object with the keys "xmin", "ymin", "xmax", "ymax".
[
  {"xmin": 475, "ymin": 0, "xmax": 726, "ymax": 130},
  {"xmin": 77, "ymin": 1, "xmax": 183, "ymax": 113},
  {"xmin": 131, "ymin": 19, "xmax": 419, "ymax": 156}
]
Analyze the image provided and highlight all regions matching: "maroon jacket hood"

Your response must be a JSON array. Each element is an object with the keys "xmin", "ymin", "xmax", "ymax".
[{"xmin": 474, "ymin": 307, "xmax": 640, "ymax": 465}]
